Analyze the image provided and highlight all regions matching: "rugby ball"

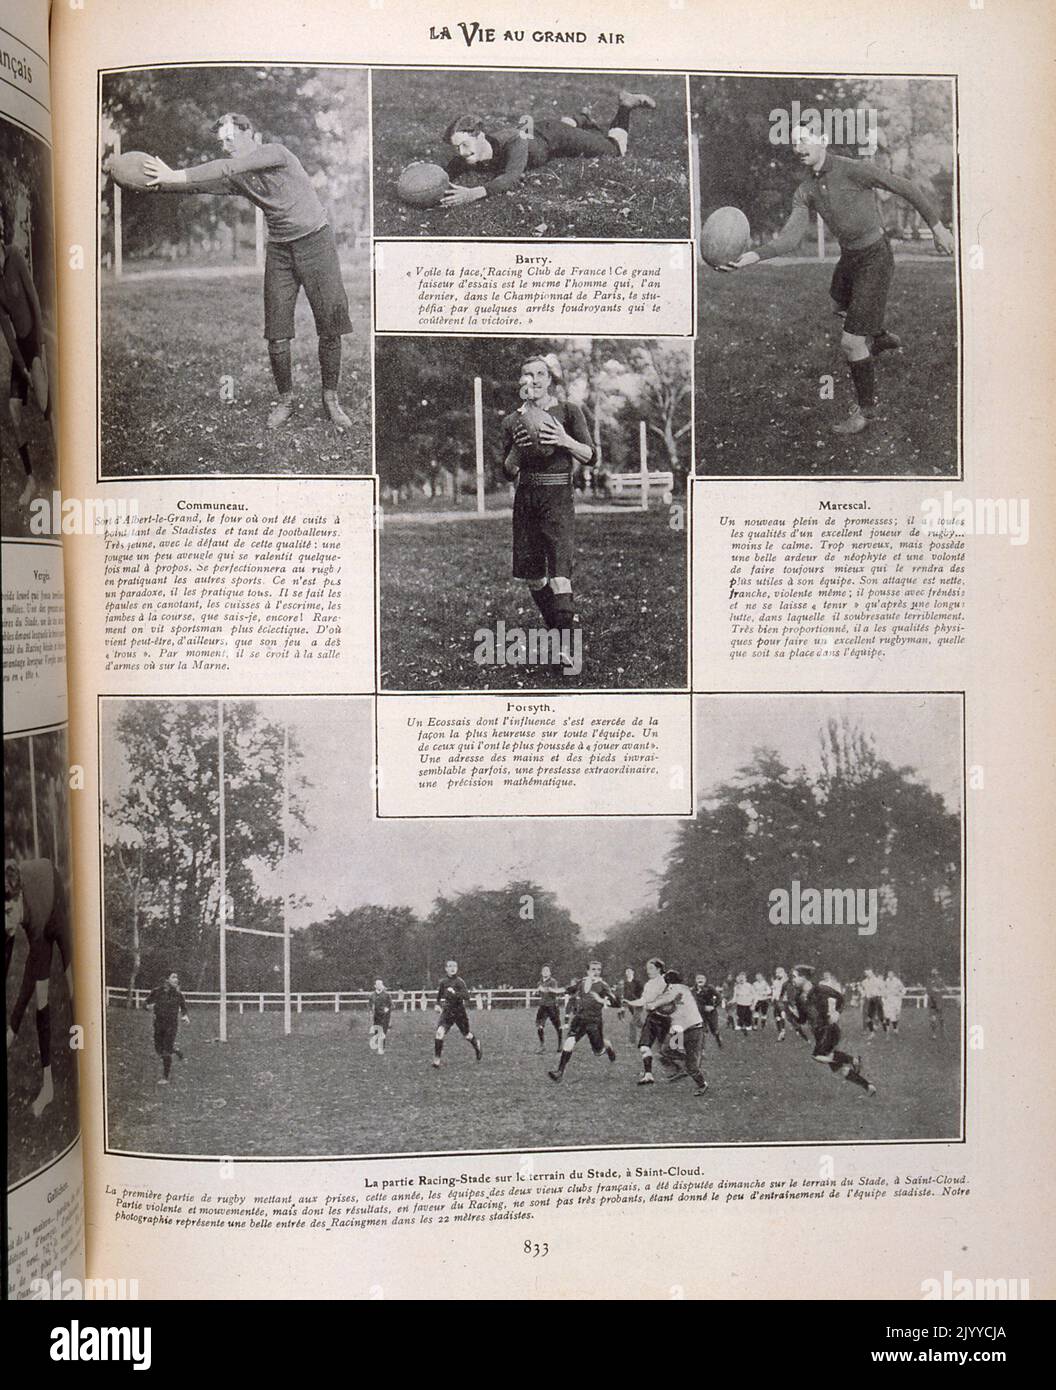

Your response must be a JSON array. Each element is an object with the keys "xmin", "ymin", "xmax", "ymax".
[
  {"xmin": 396, "ymin": 161, "xmax": 452, "ymax": 208},
  {"xmin": 700, "ymin": 205, "xmax": 751, "ymax": 269},
  {"xmin": 106, "ymin": 151, "xmax": 156, "ymax": 192},
  {"xmin": 517, "ymin": 403, "xmax": 556, "ymax": 457},
  {"xmin": 29, "ymin": 355, "xmax": 48, "ymax": 414}
]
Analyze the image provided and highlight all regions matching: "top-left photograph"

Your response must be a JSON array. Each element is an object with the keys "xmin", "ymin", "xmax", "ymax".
[{"xmin": 98, "ymin": 65, "xmax": 371, "ymax": 478}]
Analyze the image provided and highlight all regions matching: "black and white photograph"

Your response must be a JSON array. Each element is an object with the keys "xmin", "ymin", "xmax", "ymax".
[
  {"xmin": 372, "ymin": 68, "xmax": 690, "ymax": 239},
  {"xmin": 692, "ymin": 74, "xmax": 959, "ymax": 477},
  {"xmin": 98, "ymin": 65, "xmax": 371, "ymax": 477},
  {"xmin": 1, "ymin": 114, "xmax": 59, "ymax": 536},
  {"xmin": 5, "ymin": 725, "xmax": 78, "ymax": 1185},
  {"xmin": 376, "ymin": 335, "xmax": 690, "ymax": 690},
  {"xmin": 99, "ymin": 694, "xmax": 961, "ymax": 1161}
]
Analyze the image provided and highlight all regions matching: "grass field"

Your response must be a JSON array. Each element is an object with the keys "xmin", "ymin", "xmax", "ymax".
[
  {"xmin": 103, "ymin": 1001, "xmax": 960, "ymax": 1159},
  {"xmin": 372, "ymin": 70, "xmax": 690, "ymax": 240},
  {"xmin": 6, "ymin": 934, "xmax": 80, "ymax": 1187},
  {"xmin": 697, "ymin": 257, "xmax": 959, "ymax": 477},
  {"xmin": 379, "ymin": 507, "xmax": 688, "ymax": 690},
  {"xmin": 1, "ymin": 335, "xmax": 59, "ymax": 540},
  {"xmin": 99, "ymin": 251, "xmax": 371, "ymax": 477}
]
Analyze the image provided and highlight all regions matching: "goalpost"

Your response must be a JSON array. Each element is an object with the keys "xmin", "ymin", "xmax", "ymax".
[{"xmin": 217, "ymin": 700, "xmax": 292, "ymax": 1041}]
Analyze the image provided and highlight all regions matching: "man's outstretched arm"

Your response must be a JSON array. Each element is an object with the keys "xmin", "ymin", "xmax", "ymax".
[
  {"xmin": 719, "ymin": 184, "xmax": 812, "ymax": 270},
  {"xmin": 144, "ymin": 145, "xmax": 287, "ymax": 193}
]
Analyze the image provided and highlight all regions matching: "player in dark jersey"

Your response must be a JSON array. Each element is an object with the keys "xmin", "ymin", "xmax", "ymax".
[
  {"xmin": 691, "ymin": 973, "xmax": 723, "ymax": 1049},
  {"xmin": 441, "ymin": 92, "xmax": 657, "ymax": 207},
  {"xmin": 927, "ymin": 968, "xmax": 948, "ymax": 1040},
  {"xmin": 1, "ymin": 200, "xmax": 54, "ymax": 507},
  {"xmin": 501, "ymin": 353, "xmax": 594, "ymax": 675},
  {"xmin": 721, "ymin": 124, "xmax": 955, "ymax": 436},
  {"xmin": 548, "ymin": 960, "xmax": 617, "ymax": 1081},
  {"xmin": 5, "ymin": 858, "xmax": 73, "ymax": 1116},
  {"xmin": 432, "ymin": 959, "xmax": 482, "ymax": 1068},
  {"xmin": 146, "ymin": 971, "xmax": 190, "ymax": 1085},
  {"xmin": 789, "ymin": 965, "xmax": 876, "ymax": 1096},
  {"xmin": 141, "ymin": 112, "xmax": 355, "ymax": 433},
  {"xmin": 534, "ymin": 964, "xmax": 564, "ymax": 1052},
  {"xmin": 368, "ymin": 977, "xmax": 393, "ymax": 1055}
]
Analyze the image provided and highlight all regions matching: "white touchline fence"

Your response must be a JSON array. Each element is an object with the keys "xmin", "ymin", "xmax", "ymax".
[{"xmin": 107, "ymin": 986, "xmax": 962, "ymax": 1015}]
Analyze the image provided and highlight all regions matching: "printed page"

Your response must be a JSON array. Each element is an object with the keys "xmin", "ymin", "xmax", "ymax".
[
  {"xmin": 48, "ymin": 0, "xmax": 1054, "ymax": 1304},
  {"xmin": 2, "ymin": 0, "xmax": 86, "ymax": 1300}
]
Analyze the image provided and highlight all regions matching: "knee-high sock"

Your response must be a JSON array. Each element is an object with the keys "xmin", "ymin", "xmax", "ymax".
[
  {"xmin": 162, "ymin": 1054, "xmax": 172, "ymax": 1079},
  {"xmin": 529, "ymin": 584, "xmax": 555, "ymax": 626},
  {"xmin": 849, "ymin": 357, "xmax": 876, "ymax": 410},
  {"xmin": 19, "ymin": 442, "xmax": 33, "ymax": 476},
  {"xmin": 35, "ymin": 1005, "xmax": 51, "ymax": 1068},
  {"xmin": 318, "ymin": 335, "xmax": 342, "ymax": 393},
  {"xmin": 550, "ymin": 590, "xmax": 575, "ymax": 626},
  {"xmin": 268, "ymin": 340, "xmax": 293, "ymax": 395}
]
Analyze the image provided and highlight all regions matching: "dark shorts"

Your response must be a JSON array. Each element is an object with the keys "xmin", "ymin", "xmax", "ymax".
[
  {"xmin": 512, "ymin": 483, "xmax": 575, "ymax": 581},
  {"xmin": 153, "ymin": 1017, "xmax": 178, "ymax": 1056},
  {"xmin": 661, "ymin": 1024, "xmax": 705, "ymax": 1081},
  {"xmin": 830, "ymin": 236, "xmax": 894, "ymax": 338},
  {"xmin": 10, "ymin": 328, "xmax": 41, "ymax": 404},
  {"xmin": 27, "ymin": 874, "xmax": 72, "ymax": 983},
  {"xmin": 570, "ymin": 1014, "xmax": 606, "ymax": 1053},
  {"xmin": 638, "ymin": 1013, "xmax": 671, "ymax": 1050},
  {"xmin": 813, "ymin": 1022, "xmax": 841, "ymax": 1059},
  {"xmin": 372, "ymin": 1013, "xmax": 391, "ymax": 1033},
  {"xmin": 735, "ymin": 1004, "xmax": 754, "ymax": 1029},
  {"xmin": 536, "ymin": 118, "xmax": 619, "ymax": 161},
  {"xmin": 536, "ymin": 1003, "xmax": 561, "ymax": 1028},
  {"xmin": 439, "ymin": 1004, "xmax": 471, "ymax": 1035},
  {"xmin": 263, "ymin": 223, "xmax": 353, "ymax": 341}
]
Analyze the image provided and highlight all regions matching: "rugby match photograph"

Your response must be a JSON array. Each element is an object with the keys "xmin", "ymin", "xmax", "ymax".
[
  {"xmin": 98, "ymin": 65, "xmax": 371, "ymax": 477},
  {"xmin": 5, "ymin": 727, "xmax": 78, "ymax": 1186},
  {"xmin": 1, "ymin": 114, "xmax": 58, "ymax": 535},
  {"xmin": 375, "ymin": 335, "xmax": 690, "ymax": 691},
  {"xmin": 372, "ymin": 68, "xmax": 690, "ymax": 239},
  {"xmin": 692, "ymin": 74, "xmax": 959, "ymax": 477},
  {"xmin": 99, "ymin": 693, "xmax": 961, "ymax": 1162}
]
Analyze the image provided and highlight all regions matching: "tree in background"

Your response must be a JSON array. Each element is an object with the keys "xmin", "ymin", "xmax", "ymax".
[
  {"xmin": 693, "ymin": 75, "xmax": 953, "ymax": 244},
  {"xmin": 102, "ymin": 701, "xmax": 310, "ymax": 993},
  {"xmin": 100, "ymin": 66, "xmax": 368, "ymax": 262},
  {"xmin": 374, "ymin": 336, "xmax": 691, "ymax": 497},
  {"xmin": 604, "ymin": 718, "xmax": 960, "ymax": 983},
  {"xmin": 0, "ymin": 122, "xmax": 56, "ymax": 320}
]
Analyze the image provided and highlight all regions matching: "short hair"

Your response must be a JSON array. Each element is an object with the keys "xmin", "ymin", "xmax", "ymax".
[
  {"xmin": 444, "ymin": 113, "xmax": 485, "ymax": 142},
  {"xmin": 445, "ymin": 959, "xmax": 458, "ymax": 968},
  {"xmin": 520, "ymin": 352, "xmax": 563, "ymax": 384},
  {"xmin": 663, "ymin": 970, "xmax": 683, "ymax": 985},
  {"xmin": 211, "ymin": 111, "xmax": 254, "ymax": 136},
  {"xmin": 588, "ymin": 959, "xmax": 602, "ymax": 971},
  {"xmin": 792, "ymin": 963, "xmax": 814, "ymax": 978},
  {"xmin": 647, "ymin": 957, "xmax": 666, "ymax": 974}
]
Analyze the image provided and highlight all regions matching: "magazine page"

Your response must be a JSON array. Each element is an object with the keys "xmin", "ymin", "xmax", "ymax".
[
  {"xmin": 2, "ymin": 0, "xmax": 85, "ymax": 1300},
  {"xmin": 48, "ymin": 0, "xmax": 1054, "ymax": 1305}
]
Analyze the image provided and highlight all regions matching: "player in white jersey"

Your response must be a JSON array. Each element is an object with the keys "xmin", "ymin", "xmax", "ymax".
[
  {"xmin": 651, "ymin": 971, "xmax": 709, "ymax": 1096},
  {"xmin": 881, "ymin": 968, "xmax": 906, "ymax": 1037}
]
